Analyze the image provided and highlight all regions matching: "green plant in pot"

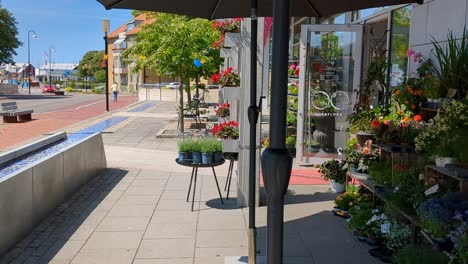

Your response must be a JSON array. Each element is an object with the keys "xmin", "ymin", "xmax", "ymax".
[
  {"xmin": 319, "ymin": 159, "xmax": 347, "ymax": 193},
  {"xmin": 200, "ymin": 138, "xmax": 217, "ymax": 164},
  {"xmin": 212, "ymin": 139, "xmax": 223, "ymax": 163},
  {"xmin": 192, "ymin": 139, "xmax": 203, "ymax": 164},
  {"xmin": 178, "ymin": 138, "xmax": 194, "ymax": 163}
]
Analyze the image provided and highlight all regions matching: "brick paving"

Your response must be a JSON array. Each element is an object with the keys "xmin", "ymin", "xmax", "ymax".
[{"xmin": 0, "ymin": 96, "xmax": 137, "ymax": 150}]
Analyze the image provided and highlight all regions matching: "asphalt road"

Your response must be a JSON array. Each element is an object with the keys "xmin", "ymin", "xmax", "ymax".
[{"xmin": 0, "ymin": 89, "xmax": 105, "ymax": 114}]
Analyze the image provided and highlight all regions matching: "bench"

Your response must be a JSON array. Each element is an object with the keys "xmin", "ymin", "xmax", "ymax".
[{"xmin": 0, "ymin": 102, "xmax": 34, "ymax": 123}]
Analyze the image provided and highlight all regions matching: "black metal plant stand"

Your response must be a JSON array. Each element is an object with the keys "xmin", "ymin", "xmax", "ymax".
[{"xmin": 176, "ymin": 159, "xmax": 224, "ymax": 211}]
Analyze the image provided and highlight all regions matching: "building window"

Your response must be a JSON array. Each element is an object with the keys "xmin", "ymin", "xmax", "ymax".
[
  {"xmin": 389, "ymin": 6, "xmax": 412, "ymax": 87},
  {"xmin": 121, "ymin": 74, "xmax": 127, "ymax": 84},
  {"xmin": 114, "ymin": 57, "xmax": 119, "ymax": 68}
]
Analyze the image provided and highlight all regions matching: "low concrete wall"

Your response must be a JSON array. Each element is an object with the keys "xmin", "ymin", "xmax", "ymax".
[
  {"xmin": 0, "ymin": 84, "xmax": 19, "ymax": 94},
  {"xmin": 0, "ymin": 133, "xmax": 106, "ymax": 254},
  {"xmin": 0, "ymin": 132, "xmax": 67, "ymax": 164}
]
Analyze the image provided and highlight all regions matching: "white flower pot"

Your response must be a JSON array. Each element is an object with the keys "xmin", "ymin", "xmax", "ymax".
[
  {"xmin": 435, "ymin": 157, "xmax": 456, "ymax": 167},
  {"xmin": 222, "ymin": 87, "xmax": 240, "ymax": 100},
  {"xmin": 222, "ymin": 139, "xmax": 239, "ymax": 153},
  {"xmin": 330, "ymin": 180, "xmax": 345, "ymax": 193},
  {"xmin": 224, "ymin": 33, "xmax": 242, "ymax": 47}
]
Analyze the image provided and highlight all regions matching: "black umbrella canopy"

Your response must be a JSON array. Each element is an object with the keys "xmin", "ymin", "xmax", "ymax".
[{"xmin": 99, "ymin": 0, "xmax": 422, "ymax": 19}]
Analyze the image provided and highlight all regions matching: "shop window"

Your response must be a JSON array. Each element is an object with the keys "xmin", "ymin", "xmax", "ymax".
[{"xmin": 389, "ymin": 6, "xmax": 412, "ymax": 87}]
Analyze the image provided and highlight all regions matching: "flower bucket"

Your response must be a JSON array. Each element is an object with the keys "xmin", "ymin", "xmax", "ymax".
[
  {"xmin": 192, "ymin": 152, "xmax": 202, "ymax": 164},
  {"xmin": 222, "ymin": 140, "xmax": 239, "ymax": 153},
  {"xmin": 222, "ymin": 87, "xmax": 240, "ymax": 100},
  {"xmin": 179, "ymin": 152, "xmax": 192, "ymax": 163},
  {"xmin": 201, "ymin": 153, "xmax": 213, "ymax": 164},
  {"xmin": 330, "ymin": 180, "xmax": 345, "ymax": 193},
  {"xmin": 435, "ymin": 157, "xmax": 456, "ymax": 167},
  {"xmin": 213, "ymin": 152, "xmax": 223, "ymax": 163}
]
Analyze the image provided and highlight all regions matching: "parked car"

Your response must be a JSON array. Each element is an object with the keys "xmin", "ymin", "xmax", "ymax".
[
  {"xmin": 165, "ymin": 82, "xmax": 180, "ymax": 89},
  {"xmin": 42, "ymin": 86, "xmax": 55, "ymax": 93}
]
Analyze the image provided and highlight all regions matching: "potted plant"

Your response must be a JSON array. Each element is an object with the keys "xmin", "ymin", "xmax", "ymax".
[
  {"xmin": 286, "ymin": 135, "xmax": 296, "ymax": 155},
  {"xmin": 177, "ymin": 138, "xmax": 194, "ymax": 163},
  {"xmin": 212, "ymin": 121, "xmax": 239, "ymax": 153},
  {"xmin": 201, "ymin": 138, "xmax": 216, "ymax": 164},
  {"xmin": 215, "ymin": 102, "xmax": 230, "ymax": 119},
  {"xmin": 307, "ymin": 139, "xmax": 320, "ymax": 153},
  {"xmin": 212, "ymin": 139, "xmax": 223, "ymax": 163},
  {"xmin": 212, "ymin": 67, "xmax": 240, "ymax": 99},
  {"xmin": 192, "ymin": 139, "xmax": 202, "ymax": 164},
  {"xmin": 319, "ymin": 159, "xmax": 347, "ymax": 193},
  {"xmin": 416, "ymin": 101, "xmax": 468, "ymax": 166}
]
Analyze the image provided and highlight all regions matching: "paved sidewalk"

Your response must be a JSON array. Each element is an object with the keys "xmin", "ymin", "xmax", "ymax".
[
  {"xmin": 0, "ymin": 101, "xmax": 379, "ymax": 264},
  {"xmin": 0, "ymin": 96, "xmax": 137, "ymax": 150}
]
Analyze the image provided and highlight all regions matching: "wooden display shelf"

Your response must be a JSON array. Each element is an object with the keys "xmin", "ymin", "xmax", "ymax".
[{"xmin": 425, "ymin": 165, "xmax": 468, "ymax": 195}]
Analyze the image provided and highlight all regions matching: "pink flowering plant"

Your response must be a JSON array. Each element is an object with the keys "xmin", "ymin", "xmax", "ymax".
[{"xmin": 288, "ymin": 64, "xmax": 300, "ymax": 76}]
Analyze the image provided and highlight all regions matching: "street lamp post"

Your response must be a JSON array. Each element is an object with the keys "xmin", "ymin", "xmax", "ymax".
[
  {"xmin": 102, "ymin": 20, "xmax": 110, "ymax": 112},
  {"xmin": 27, "ymin": 30, "xmax": 37, "ymax": 94},
  {"xmin": 48, "ymin": 46, "xmax": 56, "ymax": 87}
]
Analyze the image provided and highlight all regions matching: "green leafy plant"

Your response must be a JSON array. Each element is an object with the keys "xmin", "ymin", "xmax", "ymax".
[
  {"xmin": 348, "ymin": 201, "xmax": 374, "ymax": 232},
  {"xmin": 368, "ymin": 161, "xmax": 392, "ymax": 185},
  {"xmin": 286, "ymin": 136, "xmax": 296, "ymax": 151},
  {"xmin": 178, "ymin": 138, "xmax": 194, "ymax": 152},
  {"xmin": 200, "ymin": 138, "xmax": 217, "ymax": 153},
  {"xmin": 393, "ymin": 245, "xmax": 450, "ymax": 264},
  {"xmin": 432, "ymin": 28, "xmax": 468, "ymax": 99},
  {"xmin": 334, "ymin": 185, "xmax": 371, "ymax": 211},
  {"xmin": 319, "ymin": 159, "xmax": 347, "ymax": 184},
  {"xmin": 416, "ymin": 101, "xmax": 468, "ymax": 161},
  {"xmin": 65, "ymin": 87, "xmax": 73, "ymax": 92}
]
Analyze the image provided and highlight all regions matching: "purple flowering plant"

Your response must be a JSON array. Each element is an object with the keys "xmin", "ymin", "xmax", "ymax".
[
  {"xmin": 449, "ymin": 210, "xmax": 468, "ymax": 263},
  {"xmin": 417, "ymin": 195, "xmax": 468, "ymax": 239}
]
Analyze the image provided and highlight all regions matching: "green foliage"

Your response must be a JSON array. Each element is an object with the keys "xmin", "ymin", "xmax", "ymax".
[
  {"xmin": 286, "ymin": 112, "xmax": 297, "ymax": 126},
  {"xmin": 94, "ymin": 70, "xmax": 106, "ymax": 83},
  {"xmin": 200, "ymin": 137, "xmax": 219, "ymax": 153},
  {"xmin": 64, "ymin": 87, "xmax": 73, "ymax": 92},
  {"xmin": 416, "ymin": 100, "xmax": 468, "ymax": 161},
  {"xmin": 78, "ymin": 50, "xmax": 105, "ymax": 79},
  {"xmin": 348, "ymin": 201, "xmax": 374, "ymax": 231},
  {"xmin": 432, "ymin": 28, "xmax": 468, "ymax": 99},
  {"xmin": 0, "ymin": 3, "xmax": 21, "ymax": 64},
  {"xmin": 368, "ymin": 161, "xmax": 392, "ymax": 185},
  {"xmin": 334, "ymin": 186, "xmax": 371, "ymax": 211},
  {"xmin": 393, "ymin": 245, "xmax": 450, "ymax": 264},
  {"xmin": 285, "ymin": 136, "xmax": 296, "ymax": 151},
  {"xmin": 386, "ymin": 170, "xmax": 427, "ymax": 212},
  {"xmin": 91, "ymin": 89, "xmax": 102, "ymax": 94}
]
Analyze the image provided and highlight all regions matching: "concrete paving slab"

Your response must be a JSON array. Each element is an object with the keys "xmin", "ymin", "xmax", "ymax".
[
  {"xmin": 144, "ymin": 222, "xmax": 197, "ymax": 239},
  {"xmin": 133, "ymin": 259, "xmax": 193, "ymax": 264},
  {"xmin": 82, "ymin": 231, "xmax": 143, "ymax": 249},
  {"xmin": 136, "ymin": 239, "xmax": 195, "ymax": 259},
  {"xmin": 96, "ymin": 216, "xmax": 151, "ymax": 232},
  {"xmin": 71, "ymin": 248, "xmax": 137, "ymax": 264}
]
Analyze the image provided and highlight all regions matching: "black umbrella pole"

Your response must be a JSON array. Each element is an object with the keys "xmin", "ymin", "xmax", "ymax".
[
  {"xmin": 247, "ymin": 4, "xmax": 258, "ymax": 264},
  {"xmin": 260, "ymin": 0, "xmax": 292, "ymax": 262}
]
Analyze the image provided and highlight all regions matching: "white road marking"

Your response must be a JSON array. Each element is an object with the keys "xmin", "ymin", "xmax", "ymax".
[{"xmin": 75, "ymin": 100, "xmax": 106, "ymax": 109}]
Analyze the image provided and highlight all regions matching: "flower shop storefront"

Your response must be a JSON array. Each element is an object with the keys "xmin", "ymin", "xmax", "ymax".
[
  {"xmin": 283, "ymin": 1, "xmax": 468, "ymax": 262},
  {"xmin": 293, "ymin": 5, "xmax": 413, "ymax": 162}
]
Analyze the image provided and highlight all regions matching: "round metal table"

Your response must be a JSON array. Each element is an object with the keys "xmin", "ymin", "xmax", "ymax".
[{"xmin": 175, "ymin": 159, "xmax": 225, "ymax": 211}]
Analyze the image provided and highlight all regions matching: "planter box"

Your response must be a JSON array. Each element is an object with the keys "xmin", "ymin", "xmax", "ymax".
[
  {"xmin": 222, "ymin": 87, "xmax": 240, "ymax": 100},
  {"xmin": 220, "ymin": 48, "xmax": 232, "ymax": 58},
  {"xmin": 222, "ymin": 139, "xmax": 239, "ymax": 153},
  {"xmin": 224, "ymin": 33, "xmax": 242, "ymax": 47}
]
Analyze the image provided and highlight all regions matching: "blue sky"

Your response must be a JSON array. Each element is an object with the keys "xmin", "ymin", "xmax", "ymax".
[{"xmin": 2, "ymin": 0, "xmax": 133, "ymax": 66}]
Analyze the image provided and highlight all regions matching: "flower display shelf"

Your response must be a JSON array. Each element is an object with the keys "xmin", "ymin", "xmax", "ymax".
[
  {"xmin": 424, "ymin": 165, "xmax": 468, "ymax": 195},
  {"xmin": 222, "ymin": 87, "xmax": 239, "ymax": 100},
  {"xmin": 222, "ymin": 139, "xmax": 239, "ymax": 153},
  {"xmin": 374, "ymin": 144, "xmax": 418, "ymax": 178},
  {"xmin": 348, "ymin": 172, "xmax": 420, "ymax": 243}
]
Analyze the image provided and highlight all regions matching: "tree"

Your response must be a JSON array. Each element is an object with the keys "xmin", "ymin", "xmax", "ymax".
[
  {"xmin": 124, "ymin": 13, "xmax": 222, "ymax": 131},
  {"xmin": 0, "ymin": 3, "xmax": 21, "ymax": 64},
  {"xmin": 78, "ymin": 50, "xmax": 105, "ymax": 85}
]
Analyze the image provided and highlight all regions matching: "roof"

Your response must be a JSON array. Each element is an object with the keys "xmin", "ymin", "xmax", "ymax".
[
  {"xmin": 108, "ymin": 13, "xmax": 153, "ymax": 39},
  {"xmin": 38, "ymin": 64, "xmax": 78, "ymax": 70}
]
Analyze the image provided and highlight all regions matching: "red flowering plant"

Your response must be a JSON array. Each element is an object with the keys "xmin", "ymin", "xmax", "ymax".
[
  {"xmin": 372, "ymin": 115, "xmax": 424, "ymax": 146},
  {"xmin": 211, "ymin": 121, "xmax": 239, "ymax": 140},
  {"xmin": 211, "ymin": 67, "xmax": 240, "ymax": 87},
  {"xmin": 213, "ymin": 18, "xmax": 242, "ymax": 34},
  {"xmin": 215, "ymin": 103, "xmax": 230, "ymax": 118}
]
